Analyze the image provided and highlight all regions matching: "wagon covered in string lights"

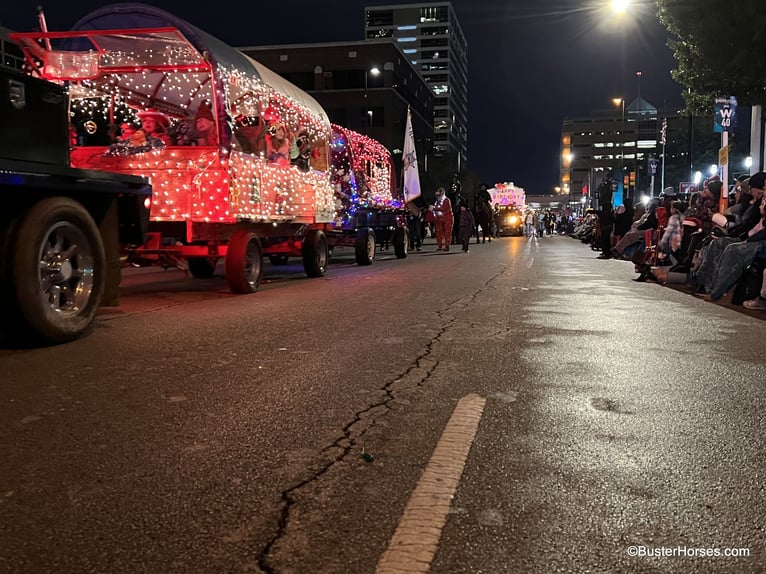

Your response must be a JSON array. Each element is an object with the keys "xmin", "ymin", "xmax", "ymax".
[
  {"xmin": 328, "ymin": 125, "xmax": 409, "ymax": 265},
  {"xmin": 12, "ymin": 3, "xmax": 336, "ymax": 293}
]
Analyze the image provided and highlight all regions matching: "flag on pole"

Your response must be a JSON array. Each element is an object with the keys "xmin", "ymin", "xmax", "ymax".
[{"xmin": 402, "ymin": 107, "xmax": 421, "ymax": 203}]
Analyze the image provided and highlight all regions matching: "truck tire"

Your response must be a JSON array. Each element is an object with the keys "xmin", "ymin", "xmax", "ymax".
[
  {"xmin": 225, "ymin": 230, "xmax": 263, "ymax": 294},
  {"xmin": 393, "ymin": 226, "xmax": 409, "ymax": 259},
  {"xmin": 302, "ymin": 228, "xmax": 328, "ymax": 277},
  {"xmin": 355, "ymin": 228, "xmax": 376, "ymax": 266},
  {"xmin": 187, "ymin": 257, "xmax": 217, "ymax": 278},
  {"xmin": 12, "ymin": 197, "xmax": 105, "ymax": 344}
]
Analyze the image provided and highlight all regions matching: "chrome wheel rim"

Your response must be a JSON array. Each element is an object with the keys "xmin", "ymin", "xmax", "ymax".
[{"xmin": 38, "ymin": 221, "xmax": 95, "ymax": 318}]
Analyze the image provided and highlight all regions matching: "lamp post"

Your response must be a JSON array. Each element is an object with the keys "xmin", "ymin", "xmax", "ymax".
[
  {"xmin": 612, "ymin": 97, "xmax": 626, "ymax": 200},
  {"xmin": 364, "ymin": 66, "xmax": 380, "ymax": 133},
  {"xmin": 364, "ymin": 66, "xmax": 380, "ymax": 98}
]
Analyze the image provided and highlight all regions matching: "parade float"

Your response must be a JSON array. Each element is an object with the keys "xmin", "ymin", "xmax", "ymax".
[
  {"xmin": 490, "ymin": 182, "xmax": 525, "ymax": 236},
  {"xmin": 12, "ymin": 3, "xmax": 337, "ymax": 293},
  {"xmin": 329, "ymin": 125, "xmax": 408, "ymax": 264}
]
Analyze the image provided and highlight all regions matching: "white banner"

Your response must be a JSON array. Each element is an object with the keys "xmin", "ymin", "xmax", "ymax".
[{"xmin": 402, "ymin": 109, "xmax": 421, "ymax": 203}]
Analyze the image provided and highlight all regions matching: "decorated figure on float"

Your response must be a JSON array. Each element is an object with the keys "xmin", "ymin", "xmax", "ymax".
[
  {"xmin": 291, "ymin": 129, "xmax": 312, "ymax": 172},
  {"xmin": 106, "ymin": 108, "xmax": 171, "ymax": 155},
  {"xmin": 193, "ymin": 101, "xmax": 217, "ymax": 146},
  {"xmin": 265, "ymin": 122, "xmax": 291, "ymax": 166},
  {"xmin": 135, "ymin": 109, "xmax": 172, "ymax": 146}
]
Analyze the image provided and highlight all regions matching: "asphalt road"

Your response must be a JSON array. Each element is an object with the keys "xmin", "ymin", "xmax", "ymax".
[{"xmin": 1, "ymin": 235, "xmax": 764, "ymax": 574}]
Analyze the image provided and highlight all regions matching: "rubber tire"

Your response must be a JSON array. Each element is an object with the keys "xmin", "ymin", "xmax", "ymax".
[
  {"xmin": 302, "ymin": 228, "xmax": 329, "ymax": 277},
  {"xmin": 187, "ymin": 257, "xmax": 217, "ymax": 278},
  {"xmin": 225, "ymin": 230, "xmax": 263, "ymax": 294},
  {"xmin": 12, "ymin": 197, "xmax": 105, "ymax": 344},
  {"xmin": 268, "ymin": 254, "xmax": 289, "ymax": 266},
  {"xmin": 355, "ymin": 228, "xmax": 376, "ymax": 266},
  {"xmin": 393, "ymin": 226, "xmax": 409, "ymax": 259}
]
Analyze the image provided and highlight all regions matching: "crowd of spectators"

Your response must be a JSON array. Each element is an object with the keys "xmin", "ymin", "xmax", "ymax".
[{"xmin": 573, "ymin": 172, "xmax": 766, "ymax": 312}]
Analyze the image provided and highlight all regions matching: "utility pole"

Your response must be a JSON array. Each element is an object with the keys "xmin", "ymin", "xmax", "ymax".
[{"xmin": 660, "ymin": 118, "xmax": 667, "ymax": 193}]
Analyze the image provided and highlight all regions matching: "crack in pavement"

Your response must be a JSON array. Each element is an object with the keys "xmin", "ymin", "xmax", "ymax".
[{"xmin": 256, "ymin": 272, "xmax": 503, "ymax": 573}]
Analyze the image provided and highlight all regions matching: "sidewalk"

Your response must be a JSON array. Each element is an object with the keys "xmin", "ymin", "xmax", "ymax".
[{"xmin": 584, "ymin": 239, "xmax": 766, "ymax": 321}]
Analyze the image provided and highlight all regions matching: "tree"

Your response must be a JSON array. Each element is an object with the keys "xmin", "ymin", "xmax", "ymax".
[
  {"xmin": 663, "ymin": 115, "xmax": 720, "ymax": 187},
  {"xmin": 657, "ymin": 0, "xmax": 766, "ymax": 113}
]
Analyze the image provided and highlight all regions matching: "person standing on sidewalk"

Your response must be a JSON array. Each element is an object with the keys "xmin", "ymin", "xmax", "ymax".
[
  {"xmin": 596, "ymin": 177, "xmax": 614, "ymax": 259},
  {"xmin": 428, "ymin": 187, "xmax": 454, "ymax": 251}
]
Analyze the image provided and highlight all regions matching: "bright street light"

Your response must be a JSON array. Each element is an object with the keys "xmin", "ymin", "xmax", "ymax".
[
  {"xmin": 709, "ymin": 164, "xmax": 718, "ymax": 176},
  {"xmin": 364, "ymin": 66, "xmax": 380, "ymax": 98},
  {"xmin": 610, "ymin": 0, "xmax": 629, "ymax": 14}
]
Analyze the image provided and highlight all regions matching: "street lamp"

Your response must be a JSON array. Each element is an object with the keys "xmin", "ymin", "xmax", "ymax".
[
  {"xmin": 364, "ymin": 66, "xmax": 380, "ymax": 98},
  {"xmin": 610, "ymin": 0, "xmax": 629, "ymax": 13},
  {"xmin": 612, "ymin": 97, "xmax": 626, "ymax": 199},
  {"xmin": 364, "ymin": 67, "xmax": 380, "ymax": 133}
]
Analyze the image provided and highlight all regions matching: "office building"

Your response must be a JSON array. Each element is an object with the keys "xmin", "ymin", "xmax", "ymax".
[
  {"xmin": 561, "ymin": 98, "xmax": 662, "ymax": 206},
  {"xmin": 365, "ymin": 2, "xmax": 468, "ymax": 174}
]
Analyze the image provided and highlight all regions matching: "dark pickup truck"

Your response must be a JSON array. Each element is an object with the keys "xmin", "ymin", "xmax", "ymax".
[{"xmin": 0, "ymin": 64, "xmax": 151, "ymax": 344}]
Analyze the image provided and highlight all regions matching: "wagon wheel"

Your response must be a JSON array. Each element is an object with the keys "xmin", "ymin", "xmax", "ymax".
[
  {"xmin": 393, "ymin": 226, "xmax": 409, "ymax": 259},
  {"xmin": 302, "ymin": 228, "xmax": 328, "ymax": 277},
  {"xmin": 11, "ymin": 197, "xmax": 105, "ymax": 344},
  {"xmin": 354, "ymin": 228, "xmax": 376, "ymax": 266},
  {"xmin": 187, "ymin": 257, "xmax": 217, "ymax": 278},
  {"xmin": 268, "ymin": 254, "xmax": 289, "ymax": 266},
  {"xmin": 225, "ymin": 230, "xmax": 263, "ymax": 294}
]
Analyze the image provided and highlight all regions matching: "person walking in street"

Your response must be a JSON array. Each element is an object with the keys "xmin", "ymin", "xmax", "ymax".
[
  {"xmin": 458, "ymin": 204, "xmax": 475, "ymax": 252},
  {"xmin": 474, "ymin": 183, "xmax": 493, "ymax": 243},
  {"xmin": 525, "ymin": 210, "xmax": 536, "ymax": 237},
  {"xmin": 428, "ymin": 187, "xmax": 454, "ymax": 251},
  {"xmin": 406, "ymin": 196, "xmax": 425, "ymax": 252}
]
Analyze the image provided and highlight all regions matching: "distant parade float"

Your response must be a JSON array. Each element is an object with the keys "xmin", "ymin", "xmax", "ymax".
[{"xmin": 489, "ymin": 182, "xmax": 526, "ymax": 209}]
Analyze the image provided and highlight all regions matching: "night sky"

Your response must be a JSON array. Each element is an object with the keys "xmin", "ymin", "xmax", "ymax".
[{"xmin": 1, "ymin": 1, "xmax": 684, "ymax": 195}]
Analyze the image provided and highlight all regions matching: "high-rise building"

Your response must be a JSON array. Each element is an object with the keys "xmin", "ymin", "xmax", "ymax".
[{"xmin": 365, "ymin": 2, "xmax": 468, "ymax": 174}]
